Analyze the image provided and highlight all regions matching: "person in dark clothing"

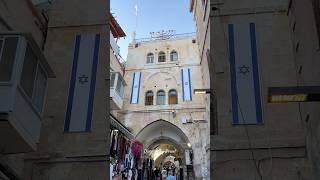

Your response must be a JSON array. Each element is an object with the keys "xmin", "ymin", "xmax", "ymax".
[{"xmin": 154, "ymin": 167, "xmax": 160, "ymax": 180}]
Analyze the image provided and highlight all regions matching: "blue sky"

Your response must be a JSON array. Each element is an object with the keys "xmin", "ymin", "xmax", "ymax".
[{"xmin": 111, "ymin": 0, "xmax": 195, "ymax": 60}]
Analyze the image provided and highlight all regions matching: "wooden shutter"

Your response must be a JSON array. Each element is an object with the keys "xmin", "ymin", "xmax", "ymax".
[
  {"xmin": 169, "ymin": 95, "xmax": 177, "ymax": 104},
  {"xmin": 146, "ymin": 95, "xmax": 153, "ymax": 105}
]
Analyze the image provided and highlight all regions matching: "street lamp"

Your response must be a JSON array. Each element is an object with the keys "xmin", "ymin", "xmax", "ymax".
[
  {"xmin": 193, "ymin": 89, "xmax": 212, "ymax": 95},
  {"xmin": 187, "ymin": 143, "xmax": 191, "ymax": 148},
  {"xmin": 268, "ymin": 86, "xmax": 320, "ymax": 103}
]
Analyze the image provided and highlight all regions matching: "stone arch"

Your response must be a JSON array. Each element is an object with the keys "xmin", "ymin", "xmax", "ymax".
[
  {"xmin": 135, "ymin": 120, "xmax": 193, "ymax": 179},
  {"xmin": 135, "ymin": 119, "xmax": 190, "ymax": 149},
  {"xmin": 147, "ymin": 137, "xmax": 185, "ymax": 151},
  {"xmin": 147, "ymin": 139, "xmax": 184, "ymax": 168},
  {"xmin": 145, "ymin": 71, "xmax": 179, "ymax": 85}
]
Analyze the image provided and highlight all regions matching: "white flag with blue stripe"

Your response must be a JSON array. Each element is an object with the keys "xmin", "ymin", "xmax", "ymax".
[
  {"xmin": 181, "ymin": 68, "xmax": 192, "ymax": 101},
  {"xmin": 228, "ymin": 23, "xmax": 263, "ymax": 124},
  {"xmin": 64, "ymin": 33, "xmax": 100, "ymax": 132},
  {"xmin": 130, "ymin": 72, "xmax": 141, "ymax": 104}
]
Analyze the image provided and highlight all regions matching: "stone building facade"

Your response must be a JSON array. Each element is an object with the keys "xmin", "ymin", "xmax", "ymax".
[
  {"xmin": 1, "ymin": 0, "xmax": 109, "ymax": 179},
  {"xmin": 287, "ymin": 0, "xmax": 320, "ymax": 178},
  {"xmin": 189, "ymin": 1, "xmax": 211, "ymax": 178},
  {"xmin": 0, "ymin": 0, "xmax": 53, "ymax": 179},
  {"xmin": 110, "ymin": 13, "xmax": 126, "ymax": 119},
  {"xmin": 191, "ymin": 0, "xmax": 314, "ymax": 179},
  {"xmin": 120, "ymin": 35, "xmax": 210, "ymax": 179},
  {"xmin": 22, "ymin": 0, "xmax": 109, "ymax": 179}
]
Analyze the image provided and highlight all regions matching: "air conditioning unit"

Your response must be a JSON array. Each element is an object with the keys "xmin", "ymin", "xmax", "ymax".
[{"xmin": 181, "ymin": 117, "xmax": 192, "ymax": 124}]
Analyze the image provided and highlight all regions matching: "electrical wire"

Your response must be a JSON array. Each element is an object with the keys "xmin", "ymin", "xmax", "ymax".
[{"xmin": 236, "ymin": 96, "xmax": 263, "ymax": 180}]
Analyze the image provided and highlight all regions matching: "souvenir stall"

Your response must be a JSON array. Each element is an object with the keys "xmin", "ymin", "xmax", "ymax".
[{"xmin": 110, "ymin": 115, "xmax": 137, "ymax": 180}]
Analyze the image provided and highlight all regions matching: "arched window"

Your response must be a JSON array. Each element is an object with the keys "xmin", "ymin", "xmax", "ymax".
[
  {"xmin": 168, "ymin": 89, "xmax": 178, "ymax": 104},
  {"xmin": 158, "ymin": 51, "xmax": 166, "ymax": 62},
  {"xmin": 146, "ymin": 53, "xmax": 154, "ymax": 64},
  {"xmin": 156, "ymin": 90, "xmax": 166, "ymax": 105},
  {"xmin": 145, "ymin": 91, "xmax": 154, "ymax": 105},
  {"xmin": 170, "ymin": 50, "xmax": 178, "ymax": 61}
]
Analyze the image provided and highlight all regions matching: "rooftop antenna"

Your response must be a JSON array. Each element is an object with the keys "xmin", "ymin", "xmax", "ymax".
[{"xmin": 132, "ymin": 0, "xmax": 139, "ymax": 44}]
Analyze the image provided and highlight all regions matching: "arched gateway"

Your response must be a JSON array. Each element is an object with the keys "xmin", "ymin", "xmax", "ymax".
[{"xmin": 135, "ymin": 120, "xmax": 195, "ymax": 180}]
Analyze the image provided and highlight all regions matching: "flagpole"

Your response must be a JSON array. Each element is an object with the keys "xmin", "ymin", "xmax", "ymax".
[{"xmin": 133, "ymin": 0, "xmax": 138, "ymax": 43}]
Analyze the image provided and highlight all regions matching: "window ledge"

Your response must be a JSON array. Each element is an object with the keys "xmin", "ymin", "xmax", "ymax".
[{"xmin": 145, "ymin": 61, "xmax": 179, "ymax": 66}]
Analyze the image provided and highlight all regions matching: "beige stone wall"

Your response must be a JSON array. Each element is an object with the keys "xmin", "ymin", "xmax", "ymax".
[
  {"xmin": 124, "ymin": 37, "xmax": 206, "ymax": 110},
  {"xmin": 35, "ymin": 26, "xmax": 108, "ymax": 154},
  {"xmin": 0, "ymin": 0, "xmax": 45, "ymax": 47},
  {"xmin": 110, "ymin": 49, "xmax": 123, "ymax": 76},
  {"xmin": 48, "ymin": 0, "xmax": 107, "ymax": 28},
  {"xmin": 20, "ymin": 0, "xmax": 109, "ymax": 179},
  {"xmin": 192, "ymin": 0, "xmax": 210, "ymax": 89},
  {"xmin": 191, "ymin": 0, "xmax": 211, "ymax": 178},
  {"xmin": 288, "ymin": 0, "xmax": 320, "ymax": 178},
  {"xmin": 212, "ymin": 148, "xmax": 312, "ymax": 180},
  {"xmin": 0, "ymin": 0, "xmax": 119, "ymax": 179},
  {"xmin": 22, "ymin": 25, "xmax": 109, "ymax": 180},
  {"xmin": 126, "ymin": 37, "xmax": 201, "ymax": 69},
  {"xmin": 209, "ymin": 0, "xmax": 313, "ymax": 179},
  {"xmin": 121, "ymin": 37, "xmax": 210, "ymax": 179},
  {"xmin": 123, "ymin": 37, "xmax": 205, "ymax": 113}
]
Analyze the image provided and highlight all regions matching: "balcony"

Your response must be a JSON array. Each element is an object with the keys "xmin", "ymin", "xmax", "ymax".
[
  {"xmin": 110, "ymin": 72, "xmax": 125, "ymax": 110},
  {"xmin": 110, "ymin": 32, "xmax": 120, "ymax": 57},
  {"xmin": 0, "ymin": 33, "xmax": 55, "ymax": 154}
]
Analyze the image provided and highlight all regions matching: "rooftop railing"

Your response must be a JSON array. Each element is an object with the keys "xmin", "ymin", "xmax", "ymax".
[{"xmin": 135, "ymin": 32, "xmax": 196, "ymax": 43}]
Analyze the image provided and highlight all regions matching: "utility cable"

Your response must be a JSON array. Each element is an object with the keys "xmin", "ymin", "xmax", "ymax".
[
  {"xmin": 237, "ymin": 96, "xmax": 263, "ymax": 180},
  {"xmin": 213, "ymin": 4, "xmax": 267, "ymax": 179}
]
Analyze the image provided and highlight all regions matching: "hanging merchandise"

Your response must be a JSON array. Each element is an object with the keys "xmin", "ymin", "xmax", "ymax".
[
  {"xmin": 110, "ymin": 128, "xmax": 136, "ymax": 179},
  {"xmin": 132, "ymin": 140, "xmax": 143, "ymax": 158},
  {"xmin": 110, "ymin": 115, "xmax": 138, "ymax": 180}
]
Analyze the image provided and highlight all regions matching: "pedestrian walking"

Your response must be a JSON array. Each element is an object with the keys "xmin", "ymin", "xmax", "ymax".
[
  {"xmin": 166, "ymin": 171, "xmax": 176, "ymax": 180},
  {"xmin": 161, "ymin": 168, "xmax": 167, "ymax": 180}
]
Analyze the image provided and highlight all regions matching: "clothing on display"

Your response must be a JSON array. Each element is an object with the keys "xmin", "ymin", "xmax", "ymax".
[{"xmin": 110, "ymin": 128, "xmax": 143, "ymax": 180}]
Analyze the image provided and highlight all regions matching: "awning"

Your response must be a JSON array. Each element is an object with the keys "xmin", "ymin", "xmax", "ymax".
[
  {"xmin": 110, "ymin": 114, "xmax": 134, "ymax": 139},
  {"xmin": 109, "ymin": 13, "xmax": 126, "ymax": 38}
]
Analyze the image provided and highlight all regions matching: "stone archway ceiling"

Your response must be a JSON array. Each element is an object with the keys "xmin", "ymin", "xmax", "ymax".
[
  {"xmin": 149, "ymin": 144, "xmax": 181, "ymax": 161},
  {"xmin": 147, "ymin": 144, "xmax": 183, "ymax": 168},
  {"xmin": 135, "ymin": 120, "xmax": 190, "ymax": 149}
]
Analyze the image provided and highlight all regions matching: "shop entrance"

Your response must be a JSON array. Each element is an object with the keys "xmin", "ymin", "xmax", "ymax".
[{"xmin": 135, "ymin": 120, "xmax": 194, "ymax": 180}]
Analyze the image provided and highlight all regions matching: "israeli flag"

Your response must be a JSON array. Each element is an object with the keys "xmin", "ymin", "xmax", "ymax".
[
  {"xmin": 64, "ymin": 33, "xmax": 100, "ymax": 132},
  {"xmin": 181, "ymin": 68, "xmax": 192, "ymax": 101},
  {"xmin": 228, "ymin": 23, "xmax": 263, "ymax": 124},
  {"xmin": 130, "ymin": 72, "xmax": 141, "ymax": 104}
]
